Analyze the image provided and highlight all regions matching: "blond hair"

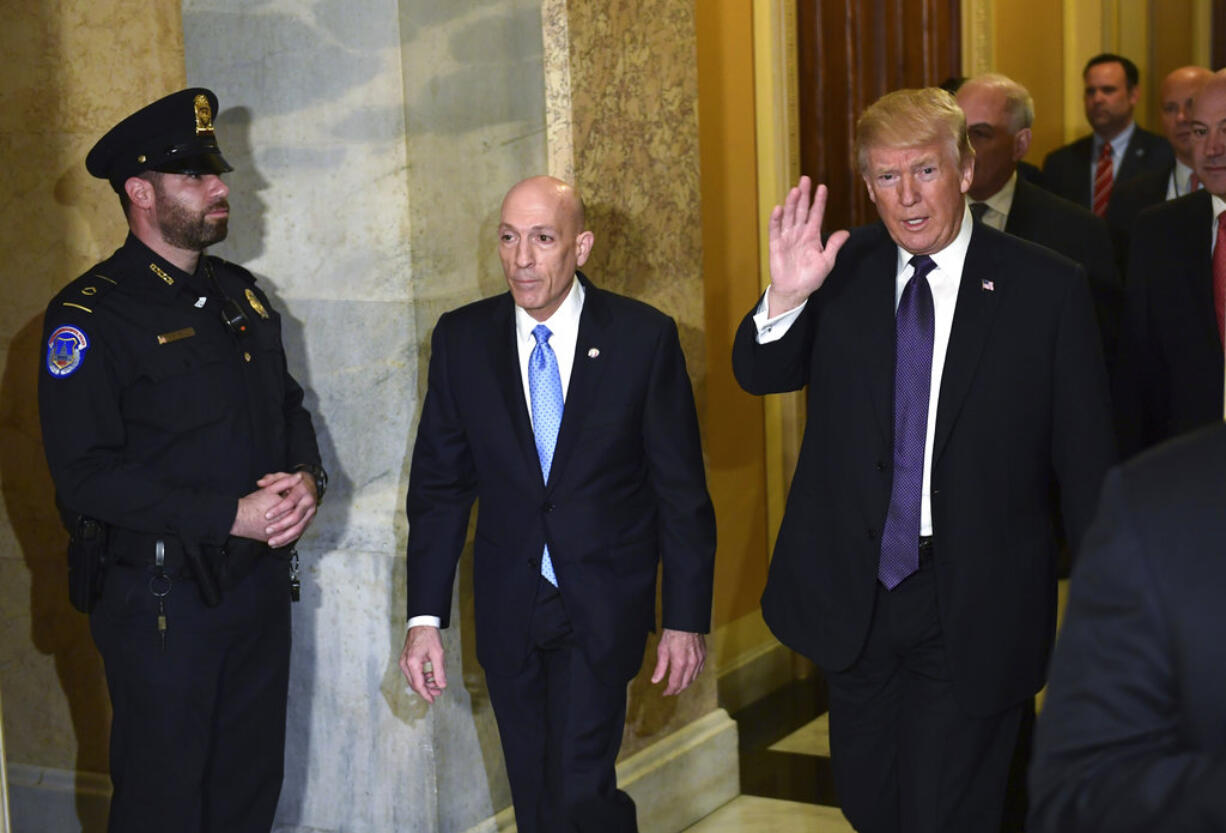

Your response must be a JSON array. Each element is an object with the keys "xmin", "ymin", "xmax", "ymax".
[{"xmin": 855, "ymin": 87, "xmax": 972, "ymax": 174}]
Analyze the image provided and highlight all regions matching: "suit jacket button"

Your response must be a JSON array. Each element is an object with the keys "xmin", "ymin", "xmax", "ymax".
[
  {"xmin": 866, "ymin": 529, "xmax": 876, "ymax": 541},
  {"xmin": 542, "ymin": 502, "xmax": 555, "ymax": 513},
  {"xmin": 875, "ymin": 460, "xmax": 886, "ymax": 471}
]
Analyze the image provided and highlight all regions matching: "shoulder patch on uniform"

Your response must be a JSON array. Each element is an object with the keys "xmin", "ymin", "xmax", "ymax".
[{"xmin": 46, "ymin": 325, "xmax": 90, "ymax": 378}]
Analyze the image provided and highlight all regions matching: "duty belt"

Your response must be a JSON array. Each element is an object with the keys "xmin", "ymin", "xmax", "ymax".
[{"xmin": 107, "ymin": 528, "xmax": 282, "ymax": 591}]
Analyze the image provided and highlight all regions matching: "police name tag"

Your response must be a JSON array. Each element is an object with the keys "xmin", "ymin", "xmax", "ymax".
[{"xmin": 156, "ymin": 327, "xmax": 196, "ymax": 345}]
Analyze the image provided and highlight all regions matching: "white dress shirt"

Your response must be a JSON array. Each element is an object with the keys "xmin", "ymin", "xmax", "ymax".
[
  {"xmin": 969, "ymin": 172, "xmax": 1018, "ymax": 231},
  {"xmin": 1169, "ymin": 159, "xmax": 1198, "ymax": 200},
  {"xmin": 409, "ymin": 277, "xmax": 585, "ymax": 630},
  {"xmin": 753, "ymin": 207, "xmax": 975, "ymax": 536},
  {"xmin": 1211, "ymin": 195, "xmax": 1226, "ymax": 256}
]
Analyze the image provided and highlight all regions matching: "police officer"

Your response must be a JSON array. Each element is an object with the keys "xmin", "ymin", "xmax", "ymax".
[{"xmin": 38, "ymin": 88, "xmax": 326, "ymax": 832}]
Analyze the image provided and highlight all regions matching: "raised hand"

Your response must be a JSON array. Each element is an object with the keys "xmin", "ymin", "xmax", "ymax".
[{"xmin": 767, "ymin": 176, "xmax": 849, "ymax": 316}]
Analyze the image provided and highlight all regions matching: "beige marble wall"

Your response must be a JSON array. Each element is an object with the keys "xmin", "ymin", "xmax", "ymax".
[
  {"xmin": 0, "ymin": 0, "xmax": 185, "ymax": 783},
  {"xmin": 545, "ymin": 0, "xmax": 718, "ymax": 760}
]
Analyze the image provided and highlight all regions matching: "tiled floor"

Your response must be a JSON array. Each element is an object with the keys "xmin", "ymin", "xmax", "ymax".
[
  {"xmin": 684, "ymin": 795, "xmax": 854, "ymax": 832},
  {"xmin": 684, "ymin": 578, "xmax": 1072, "ymax": 830},
  {"xmin": 683, "ymin": 677, "xmax": 842, "ymax": 831}
]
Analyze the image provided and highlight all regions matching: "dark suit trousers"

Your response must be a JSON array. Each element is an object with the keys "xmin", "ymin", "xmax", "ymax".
[
  {"xmin": 825, "ymin": 547, "xmax": 1022, "ymax": 833},
  {"xmin": 485, "ymin": 577, "xmax": 638, "ymax": 833}
]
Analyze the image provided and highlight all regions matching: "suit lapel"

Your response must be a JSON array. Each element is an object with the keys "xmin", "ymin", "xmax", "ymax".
[
  {"xmin": 1072, "ymin": 138, "xmax": 1093, "ymax": 207},
  {"xmin": 547, "ymin": 273, "xmax": 612, "ymax": 489},
  {"xmin": 1118, "ymin": 129, "xmax": 1152, "ymax": 183},
  {"xmin": 1003, "ymin": 179, "xmax": 1035, "ymax": 238},
  {"xmin": 932, "ymin": 225, "xmax": 1003, "ymax": 462},
  {"xmin": 491, "ymin": 297, "xmax": 542, "ymax": 480},
  {"xmin": 1176, "ymin": 192, "xmax": 1219, "ymax": 356}
]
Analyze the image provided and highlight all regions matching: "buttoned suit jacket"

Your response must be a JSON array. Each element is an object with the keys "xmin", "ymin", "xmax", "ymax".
[
  {"xmin": 405, "ymin": 272, "xmax": 716, "ymax": 686},
  {"xmin": 1114, "ymin": 190, "xmax": 1223, "ymax": 457},
  {"xmin": 732, "ymin": 222, "xmax": 1115, "ymax": 716},
  {"xmin": 1029, "ymin": 423, "xmax": 1226, "ymax": 833},
  {"xmin": 1042, "ymin": 126, "xmax": 1174, "ymax": 212},
  {"xmin": 1004, "ymin": 176, "xmax": 1122, "ymax": 369}
]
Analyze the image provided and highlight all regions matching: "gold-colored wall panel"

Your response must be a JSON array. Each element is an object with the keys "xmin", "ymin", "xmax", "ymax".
[
  {"xmin": 993, "ymin": 0, "xmax": 1069, "ymax": 162},
  {"xmin": 551, "ymin": 0, "xmax": 719, "ymax": 759},
  {"xmin": 0, "ymin": 0, "xmax": 186, "ymax": 774},
  {"xmin": 695, "ymin": 0, "xmax": 770, "ymax": 633}
]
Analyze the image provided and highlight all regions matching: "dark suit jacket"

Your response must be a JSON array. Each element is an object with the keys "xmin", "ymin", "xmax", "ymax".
[
  {"xmin": 1004, "ymin": 177, "xmax": 1122, "ymax": 369},
  {"xmin": 1114, "ymin": 190, "xmax": 1222, "ymax": 457},
  {"xmin": 1106, "ymin": 164, "xmax": 1172, "ymax": 259},
  {"xmin": 1028, "ymin": 424, "xmax": 1226, "ymax": 833},
  {"xmin": 405, "ymin": 273, "xmax": 716, "ymax": 685},
  {"xmin": 1042, "ymin": 126, "xmax": 1174, "ymax": 211},
  {"xmin": 732, "ymin": 222, "xmax": 1115, "ymax": 716}
]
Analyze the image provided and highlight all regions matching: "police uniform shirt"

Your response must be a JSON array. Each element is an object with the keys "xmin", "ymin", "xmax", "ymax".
[{"xmin": 39, "ymin": 233, "xmax": 320, "ymax": 543}]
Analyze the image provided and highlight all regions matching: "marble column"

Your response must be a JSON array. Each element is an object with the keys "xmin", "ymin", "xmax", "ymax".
[{"xmin": 182, "ymin": 1, "xmax": 547, "ymax": 831}]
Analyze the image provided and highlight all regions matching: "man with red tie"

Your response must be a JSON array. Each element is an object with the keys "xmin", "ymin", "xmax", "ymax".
[
  {"xmin": 1042, "ymin": 54, "xmax": 1173, "ymax": 217},
  {"xmin": 1116, "ymin": 70, "xmax": 1226, "ymax": 457}
]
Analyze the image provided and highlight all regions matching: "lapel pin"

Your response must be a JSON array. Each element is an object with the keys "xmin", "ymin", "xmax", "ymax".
[
  {"xmin": 587, "ymin": 348, "xmax": 600, "ymax": 358},
  {"xmin": 981, "ymin": 279, "xmax": 995, "ymax": 292}
]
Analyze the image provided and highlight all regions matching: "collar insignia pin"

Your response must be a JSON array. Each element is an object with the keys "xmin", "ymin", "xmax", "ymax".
[
  {"xmin": 587, "ymin": 348, "xmax": 600, "ymax": 358},
  {"xmin": 981, "ymin": 279, "xmax": 995, "ymax": 292}
]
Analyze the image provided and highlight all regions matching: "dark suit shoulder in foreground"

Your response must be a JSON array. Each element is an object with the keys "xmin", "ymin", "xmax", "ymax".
[{"xmin": 1029, "ymin": 423, "xmax": 1226, "ymax": 833}]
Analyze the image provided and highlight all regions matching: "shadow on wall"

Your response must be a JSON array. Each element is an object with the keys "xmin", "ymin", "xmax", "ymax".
[
  {"xmin": 2, "ymin": 318, "xmax": 110, "ymax": 833},
  {"xmin": 211, "ymin": 106, "xmax": 351, "ymax": 829}
]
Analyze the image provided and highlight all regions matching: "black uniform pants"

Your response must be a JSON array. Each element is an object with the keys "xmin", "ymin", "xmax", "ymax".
[
  {"xmin": 824, "ymin": 545, "xmax": 1023, "ymax": 833},
  {"xmin": 484, "ymin": 576, "xmax": 638, "ymax": 833},
  {"xmin": 91, "ymin": 555, "xmax": 291, "ymax": 833}
]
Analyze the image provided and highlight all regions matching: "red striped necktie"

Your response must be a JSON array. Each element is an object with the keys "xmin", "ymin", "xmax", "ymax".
[{"xmin": 1092, "ymin": 142, "xmax": 1113, "ymax": 217}]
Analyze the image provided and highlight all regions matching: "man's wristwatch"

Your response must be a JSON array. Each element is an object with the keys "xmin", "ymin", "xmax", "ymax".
[{"xmin": 293, "ymin": 463, "xmax": 328, "ymax": 503}]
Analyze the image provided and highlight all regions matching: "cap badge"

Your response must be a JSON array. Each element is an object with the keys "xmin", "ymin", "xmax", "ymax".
[
  {"xmin": 194, "ymin": 94, "xmax": 215, "ymax": 137},
  {"xmin": 245, "ymin": 288, "xmax": 270, "ymax": 319}
]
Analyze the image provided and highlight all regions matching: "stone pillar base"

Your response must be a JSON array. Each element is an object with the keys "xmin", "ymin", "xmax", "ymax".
[{"xmin": 462, "ymin": 708, "xmax": 739, "ymax": 833}]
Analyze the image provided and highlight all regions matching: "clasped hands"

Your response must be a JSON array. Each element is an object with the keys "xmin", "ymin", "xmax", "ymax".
[{"xmin": 230, "ymin": 471, "xmax": 319, "ymax": 548}]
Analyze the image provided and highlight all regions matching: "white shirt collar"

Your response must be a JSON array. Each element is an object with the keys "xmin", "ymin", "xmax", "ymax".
[
  {"xmin": 970, "ymin": 171, "xmax": 1018, "ymax": 230},
  {"xmin": 895, "ymin": 203, "xmax": 975, "ymax": 280},
  {"xmin": 1094, "ymin": 120, "xmax": 1136, "ymax": 155},
  {"xmin": 514, "ymin": 275, "xmax": 585, "ymax": 344}
]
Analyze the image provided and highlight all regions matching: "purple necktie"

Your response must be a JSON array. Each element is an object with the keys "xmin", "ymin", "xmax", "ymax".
[{"xmin": 878, "ymin": 255, "xmax": 936, "ymax": 589}]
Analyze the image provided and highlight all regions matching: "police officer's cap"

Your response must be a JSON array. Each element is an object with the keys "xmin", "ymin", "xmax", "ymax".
[{"xmin": 86, "ymin": 88, "xmax": 233, "ymax": 193}]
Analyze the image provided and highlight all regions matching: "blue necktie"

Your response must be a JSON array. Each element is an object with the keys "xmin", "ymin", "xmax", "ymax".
[
  {"xmin": 529, "ymin": 324, "xmax": 562, "ymax": 586},
  {"xmin": 879, "ymin": 255, "xmax": 936, "ymax": 589}
]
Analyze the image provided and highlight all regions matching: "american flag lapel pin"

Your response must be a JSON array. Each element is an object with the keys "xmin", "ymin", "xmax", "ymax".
[
  {"xmin": 981, "ymin": 279, "xmax": 995, "ymax": 292},
  {"xmin": 587, "ymin": 347, "xmax": 600, "ymax": 358}
]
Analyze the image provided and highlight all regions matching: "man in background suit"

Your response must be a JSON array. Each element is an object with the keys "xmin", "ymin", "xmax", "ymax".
[
  {"xmin": 1028, "ymin": 423, "xmax": 1226, "ymax": 833},
  {"xmin": 1043, "ymin": 54, "xmax": 1173, "ymax": 216},
  {"xmin": 399, "ymin": 176, "xmax": 716, "ymax": 833},
  {"xmin": 733, "ymin": 88, "xmax": 1114, "ymax": 833},
  {"xmin": 956, "ymin": 73, "xmax": 1122, "ymax": 829},
  {"xmin": 957, "ymin": 73, "xmax": 1121, "ymax": 370},
  {"xmin": 1109, "ymin": 65, "xmax": 1214, "ymax": 255},
  {"xmin": 1115, "ymin": 71, "xmax": 1226, "ymax": 457}
]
